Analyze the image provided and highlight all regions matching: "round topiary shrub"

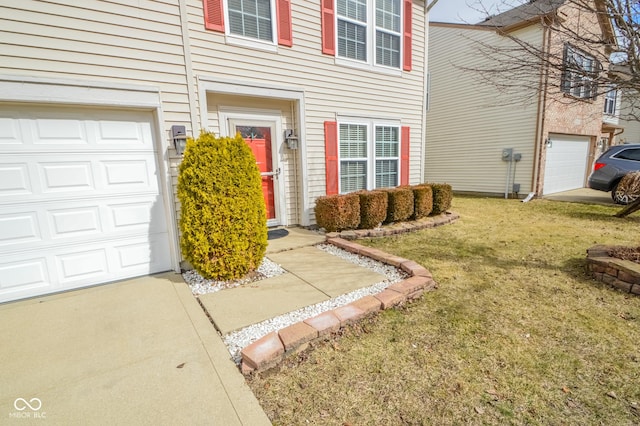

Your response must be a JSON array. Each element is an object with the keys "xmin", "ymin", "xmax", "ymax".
[{"xmin": 177, "ymin": 131, "xmax": 267, "ymax": 280}]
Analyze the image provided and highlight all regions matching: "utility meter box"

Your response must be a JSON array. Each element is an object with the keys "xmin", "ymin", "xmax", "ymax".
[{"xmin": 501, "ymin": 148, "xmax": 513, "ymax": 161}]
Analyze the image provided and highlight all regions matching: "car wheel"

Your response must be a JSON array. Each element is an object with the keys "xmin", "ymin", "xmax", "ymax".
[{"xmin": 611, "ymin": 181, "xmax": 640, "ymax": 205}]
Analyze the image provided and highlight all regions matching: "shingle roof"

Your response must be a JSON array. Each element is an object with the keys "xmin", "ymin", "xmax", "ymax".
[{"xmin": 476, "ymin": 0, "xmax": 566, "ymax": 27}]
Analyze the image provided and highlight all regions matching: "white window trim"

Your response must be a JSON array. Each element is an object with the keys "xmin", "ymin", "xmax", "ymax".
[
  {"xmin": 334, "ymin": 0, "xmax": 403, "ymax": 75},
  {"xmin": 562, "ymin": 45, "xmax": 598, "ymax": 100},
  {"xmin": 224, "ymin": 0, "xmax": 279, "ymax": 51},
  {"xmin": 337, "ymin": 117, "xmax": 401, "ymax": 193}
]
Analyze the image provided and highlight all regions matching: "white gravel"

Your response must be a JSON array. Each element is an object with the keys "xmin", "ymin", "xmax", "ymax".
[
  {"xmin": 184, "ymin": 258, "xmax": 286, "ymax": 295},
  {"xmin": 218, "ymin": 243, "xmax": 408, "ymax": 363}
]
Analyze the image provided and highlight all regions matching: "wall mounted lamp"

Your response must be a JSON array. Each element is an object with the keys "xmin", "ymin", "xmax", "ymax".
[
  {"xmin": 171, "ymin": 125, "xmax": 188, "ymax": 155},
  {"xmin": 284, "ymin": 129, "xmax": 299, "ymax": 149}
]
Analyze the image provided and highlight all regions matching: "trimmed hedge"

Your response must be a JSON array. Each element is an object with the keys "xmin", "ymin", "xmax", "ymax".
[
  {"xmin": 430, "ymin": 183, "xmax": 453, "ymax": 215},
  {"xmin": 178, "ymin": 131, "xmax": 267, "ymax": 280},
  {"xmin": 357, "ymin": 190, "xmax": 388, "ymax": 229},
  {"xmin": 315, "ymin": 193, "xmax": 360, "ymax": 232},
  {"xmin": 411, "ymin": 184, "xmax": 433, "ymax": 219},
  {"xmin": 383, "ymin": 186, "xmax": 414, "ymax": 223}
]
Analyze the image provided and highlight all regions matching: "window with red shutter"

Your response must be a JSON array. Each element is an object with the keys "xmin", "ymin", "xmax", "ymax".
[
  {"xmin": 203, "ymin": 0, "xmax": 293, "ymax": 47},
  {"xmin": 328, "ymin": 119, "xmax": 409, "ymax": 193},
  {"xmin": 324, "ymin": 121, "xmax": 339, "ymax": 195},
  {"xmin": 324, "ymin": 0, "xmax": 412, "ymax": 71},
  {"xmin": 400, "ymin": 126, "xmax": 410, "ymax": 185}
]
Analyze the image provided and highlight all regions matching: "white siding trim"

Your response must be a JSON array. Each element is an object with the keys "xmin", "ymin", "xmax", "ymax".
[
  {"xmin": 0, "ymin": 76, "xmax": 181, "ymax": 273},
  {"xmin": 196, "ymin": 75, "xmax": 311, "ymax": 225},
  {"xmin": 178, "ymin": 0, "xmax": 199, "ymax": 132}
]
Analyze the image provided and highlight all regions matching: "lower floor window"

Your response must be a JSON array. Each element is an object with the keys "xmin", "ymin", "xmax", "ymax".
[{"xmin": 339, "ymin": 121, "xmax": 400, "ymax": 193}]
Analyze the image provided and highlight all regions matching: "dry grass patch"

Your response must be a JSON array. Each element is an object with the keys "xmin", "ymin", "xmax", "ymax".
[{"xmin": 248, "ymin": 197, "xmax": 640, "ymax": 425}]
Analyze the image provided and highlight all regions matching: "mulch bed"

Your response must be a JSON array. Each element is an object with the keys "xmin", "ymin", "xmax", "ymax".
[{"xmin": 608, "ymin": 246, "xmax": 640, "ymax": 264}]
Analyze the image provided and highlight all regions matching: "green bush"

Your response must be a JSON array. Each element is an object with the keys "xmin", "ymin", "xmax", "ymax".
[
  {"xmin": 383, "ymin": 187, "xmax": 414, "ymax": 223},
  {"xmin": 177, "ymin": 131, "xmax": 267, "ymax": 280},
  {"xmin": 411, "ymin": 184, "xmax": 433, "ymax": 219},
  {"xmin": 315, "ymin": 193, "xmax": 360, "ymax": 232},
  {"xmin": 430, "ymin": 183, "xmax": 453, "ymax": 215},
  {"xmin": 357, "ymin": 190, "xmax": 388, "ymax": 229}
]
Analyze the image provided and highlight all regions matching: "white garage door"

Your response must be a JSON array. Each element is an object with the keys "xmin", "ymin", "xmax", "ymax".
[
  {"xmin": 0, "ymin": 105, "xmax": 172, "ymax": 303},
  {"xmin": 543, "ymin": 134, "xmax": 591, "ymax": 195}
]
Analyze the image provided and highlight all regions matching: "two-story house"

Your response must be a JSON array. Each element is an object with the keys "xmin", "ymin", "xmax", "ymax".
[
  {"xmin": 0, "ymin": 0, "xmax": 430, "ymax": 302},
  {"xmin": 425, "ymin": 0, "xmax": 618, "ymax": 197}
]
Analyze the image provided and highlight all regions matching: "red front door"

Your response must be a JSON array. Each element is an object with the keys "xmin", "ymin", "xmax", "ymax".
[{"xmin": 236, "ymin": 125, "xmax": 276, "ymax": 220}]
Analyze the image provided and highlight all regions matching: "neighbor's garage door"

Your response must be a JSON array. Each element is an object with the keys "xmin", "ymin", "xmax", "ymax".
[
  {"xmin": 543, "ymin": 133, "xmax": 591, "ymax": 195},
  {"xmin": 0, "ymin": 105, "xmax": 172, "ymax": 303}
]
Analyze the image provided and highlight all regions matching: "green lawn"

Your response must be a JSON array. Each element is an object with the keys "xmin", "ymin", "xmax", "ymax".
[{"xmin": 248, "ymin": 196, "xmax": 640, "ymax": 425}]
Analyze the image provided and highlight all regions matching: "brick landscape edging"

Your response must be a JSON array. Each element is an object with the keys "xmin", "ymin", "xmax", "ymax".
[
  {"xmin": 586, "ymin": 245, "xmax": 640, "ymax": 295},
  {"xmin": 325, "ymin": 211, "xmax": 460, "ymax": 240},
  {"xmin": 240, "ymin": 238, "xmax": 440, "ymax": 375}
]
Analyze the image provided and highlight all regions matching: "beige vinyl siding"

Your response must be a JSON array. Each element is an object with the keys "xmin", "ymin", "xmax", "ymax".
[
  {"xmin": 185, "ymin": 0, "xmax": 427, "ymax": 222},
  {"xmin": 425, "ymin": 24, "xmax": 541, "ymax": 195},
  {"xmin": 619, "ymin": 98, "xmax": 640, "ymax": 143},
  {"xmin": 0, "ymin": 1, "xmax": 192, "ymax": 129}
]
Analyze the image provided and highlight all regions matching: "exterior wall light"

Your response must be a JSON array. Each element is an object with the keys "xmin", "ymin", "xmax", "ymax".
[{"xmin": 171, "ymin": 125, "xmax": 188, "ymax": 155}]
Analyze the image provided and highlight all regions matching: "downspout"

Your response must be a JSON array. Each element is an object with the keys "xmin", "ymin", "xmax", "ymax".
[
  {"xmin": 420, "ymin": 1, "xmax": 433, "ymax": 182},
  {"xmin": 532, "ymin": 20, "xmax": 551, "ymax": 196}
]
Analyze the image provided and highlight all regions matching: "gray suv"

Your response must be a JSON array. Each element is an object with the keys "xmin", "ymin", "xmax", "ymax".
[{"xmin": 588, "ymin": 143, "xmax": 640, "ymax": 204}]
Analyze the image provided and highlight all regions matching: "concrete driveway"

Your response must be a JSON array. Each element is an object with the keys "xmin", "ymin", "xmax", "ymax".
[
  {"xmin": 542, "ymin": 188, "xmax": 616, "ymax": 206},
  {"xmin": 0, "ymin": 273, "xmax": 270, "ymax": 425}
]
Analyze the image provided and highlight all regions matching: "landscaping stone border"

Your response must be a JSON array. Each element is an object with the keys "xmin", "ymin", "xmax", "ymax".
[
  {"xmin": 587, "ymin": 245, "xmax": 640, "ymax": 295},
  {"xmin": 239, "ymin": 238, "xmax": 439, "ymax": 375},
  {"xmin": 325, "ymin": 211, "xmax": 460, "ymax": 240}
]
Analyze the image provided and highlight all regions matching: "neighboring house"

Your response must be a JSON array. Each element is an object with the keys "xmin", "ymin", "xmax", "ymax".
[
  {"xmin": 618, "ymin": 98, "xmax": 640, "ymax": 143},
  {"xmin": 425, "ymin": 0, "xmax": 618, "ymax": 197},
  {"xmin": 0, "ymin": 0, "xmax": 429, "ymax": 302}
]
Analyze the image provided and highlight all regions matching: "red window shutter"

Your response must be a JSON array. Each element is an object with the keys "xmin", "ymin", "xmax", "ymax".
[
  {"xmin": 325, "ymin": 121, "xmax": 339, "ymax": 195},
  {"xmin": 203, "ymin": 0, "xmax": 225, "ymax": 32},
  {"xmin": 400, "ymin": 126, "xmax": 410, "ymax": 185},
  {"xmin": 403, "ymin": 0, "xmax": 412, "ymax": 71},
  {"xmin": 321, "ymin": 0, "xmax": 335, "ymax": 55},
  {"xmin": 277, "ymin": 0, "xmax": 293, "ymax": 46}
]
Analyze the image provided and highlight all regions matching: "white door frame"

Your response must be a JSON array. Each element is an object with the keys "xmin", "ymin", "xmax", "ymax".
[{"xmin": 219, "ymin": 110, "xmax": 286, "ymax": 227}]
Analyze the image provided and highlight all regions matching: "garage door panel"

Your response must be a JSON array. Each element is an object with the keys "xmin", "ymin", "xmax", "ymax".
[
  {"xmin": 32, "ymin": 118, "xmax": 86, "ymax": 145},
  {"xmin": 102, "ymin": 160, "xmax": 149, "ymax": 187},
  {"xmin": 0, "ymin": 211, "xmax": 41, "ymax": 245},
  {"xmin": 0, "ymin": 258, "xmax": 49, "ymax": 290},
  {"xmin": 49, "ymin": 206, "xmax": 102, "ymax": 238},
  {"xmin": 40, "ymin": 161, "xmax": 95, "ymax": 192},
  {"xmin": 57, "ymin": 248, "xmax": 109, "ymax": 283},
  {"xmin": 0, "ymin": 117, "xmax": 21, "ymax": 143},
  {"xmin": 0, "ymin": 163, "xmax": 32, "ymax": 194},
  {"xmin": 96, "ymin": 120, "xmax": 152, "ymax": 146}
]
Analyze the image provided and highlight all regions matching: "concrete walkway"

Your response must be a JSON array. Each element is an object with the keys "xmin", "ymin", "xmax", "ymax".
[
  {"xmin": 200, "ymin": 232, "xmax": 386, "ymax": 334},
  {"xmin": 0, "ymin": 273, "xmax": 270, "ymax": 425}
]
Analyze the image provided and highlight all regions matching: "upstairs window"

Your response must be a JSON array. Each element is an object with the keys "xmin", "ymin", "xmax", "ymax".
[
  {"xmin": 604, "ymin": 87, "xmax": 618, "ymax": 115},
  {"xmin": 204, "ymin": 0, "xmax": 292, "ymax": 47},
  {"xmin": 228, "ymin": 0, "xmax": 273, "ymax": 41},
  {"xmin": 322, "ymin": 0, "xmax": 412, "ymax": 71},
  {"xmin": 561, "ymin": 45, "xmax": 599, "ymax": 100}
]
